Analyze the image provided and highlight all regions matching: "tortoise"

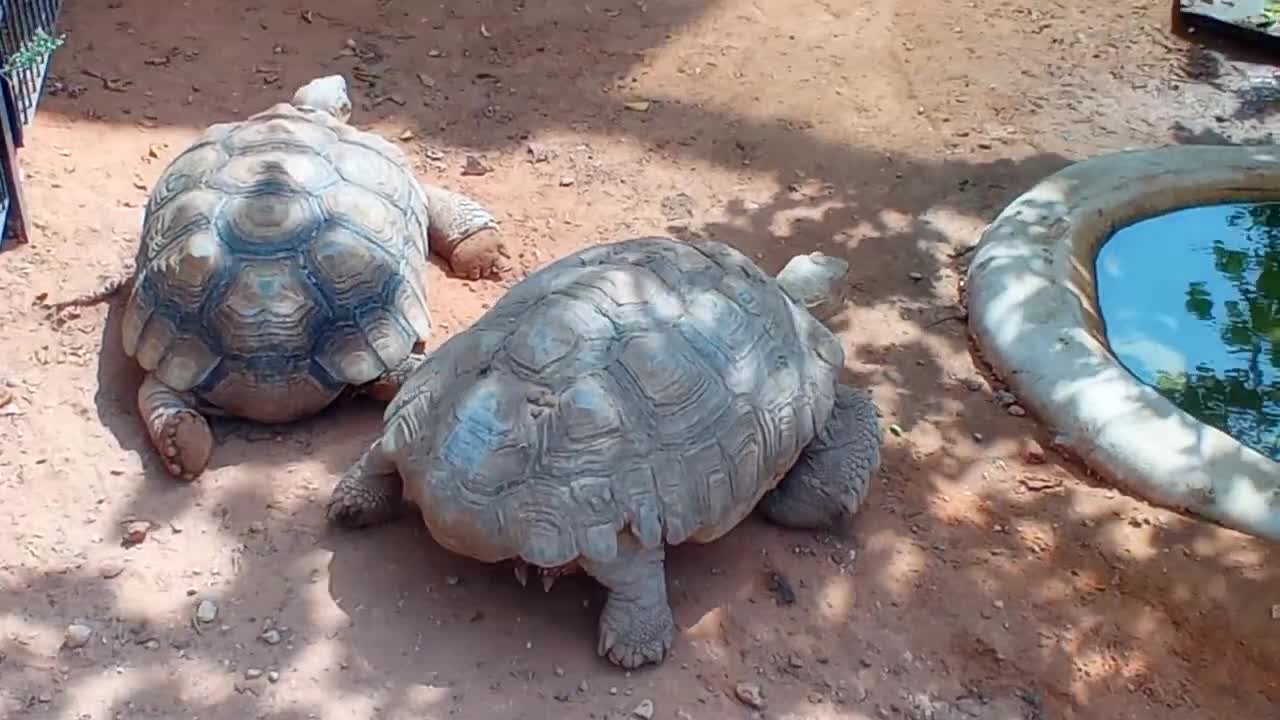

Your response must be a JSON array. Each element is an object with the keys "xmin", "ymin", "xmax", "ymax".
[
  {"xmin": 117, "ymin": 75, "xmax": 510, "ymax": 480},
  {"xmin": 325, "ymin": 235, "xmax": 883, "ymax": 669}
]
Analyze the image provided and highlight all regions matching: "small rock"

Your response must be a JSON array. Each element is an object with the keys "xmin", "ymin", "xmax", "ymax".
[
  {"xmin": 632, "ymin": 699, "xmax": 655, "ymax": 719},
  {"xmin": 972, "ymin": 432, "xmax": 984, "ymax": 442},
  {"xmin": 623, "ymin": 100, "xmax": 652, "ymax": 112},
  {"xmin": 1271, "ymin": 604, "xmax": 1280, "ymax": 620},
  {"xmin": 267, "ymin": 670, "xmax": 280, "ymax": 683},
  {"xmin": 993, "ymin": 390, "xmax": 1016, "ymax": 406},
  {"xmin": 553, "ymin": 690, "xmax": 570, "ymax": 702},
  {"xmin": 908, "ymin": 271, "xmax": 924, "ymax": 281},
  {"xmin": 1024, "ymin": 442, "xmax": 1046, "ymax": 464},
  {"xmin": 142, "ymin": 638, "xmax": 160, "ymax": 650},
  {"xmin": 244, "ymin": 668, "xmax": 263, "ymax": 680},
  {"xmin": 399, "ymin": 129, "xmax": 415, "ymax": 141},
  {"xmin": 445, "ymin": 575, "xmax": 460, "ymax": 586},
  {"xmin": 558, "ymin": 176, "xmax": 576, "ymax": 187},
  {"xmin": 260, "ymin": 629, "xmax": 282, "ymax": 645},
  {"xmin": 1007, "ymin": 404, "xmax": 1027, "ymax": 417},
  {"xmin": 735, "ymin": 682, "xmax": 766, "ymax": 709},
  {"xmin": 247, "ymin": 521, "xmax": 265, "ymax": 534},
  {"xmin": 526, "ymin": 143, "xmax": 551, "ymax": 163},
  {"xmin": 63, "ymin": 623, "xmax": 92, "ymax": 649},
  {"xmin": 195, "ymin": 600, "xmax": 218, "ymax": 624},
  {"xmin": 767, "ymin": 571, "xmax": 796, "ymax": 605},
  {"xmin": 99, "ymin": 562, "xmax": 125, "ymax": 579},
  {"xmin": 123, "ymin": 521, "xmax": 150, "ymax": 545},
  {"xmin": 578, "ymin": 680, "xmax": 589, "ymax": 692},
  {"xmin": 553, "ymin": 665, "xmax": 565, "ymax": 677},
  {"xmin": 962, "ymin": 377, "xmax": 983, "ymax": 392},
  {"xmin": 461, "ymin": 155, "xmax": 489, "ymax": 176}
]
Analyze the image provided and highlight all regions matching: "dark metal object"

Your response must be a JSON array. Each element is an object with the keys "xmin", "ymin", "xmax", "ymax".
[{"xmin": 0, "ymin": 0, "xmax": 63, "ymax": 251}]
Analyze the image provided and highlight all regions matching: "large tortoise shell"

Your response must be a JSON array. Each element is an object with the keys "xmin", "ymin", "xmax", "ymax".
[
  {"xmin": 121, "ymin": 103, "xmax": 433, "ymax": 423},
  {"xmin": 381, "ymin": 236, "xmax": 845, "ymax": 568}
]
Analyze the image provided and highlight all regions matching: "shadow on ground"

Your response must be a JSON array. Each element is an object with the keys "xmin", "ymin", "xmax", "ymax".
[{"xmin": 2, "ymin": 0, "xmax": 1278, "ymax": 718}]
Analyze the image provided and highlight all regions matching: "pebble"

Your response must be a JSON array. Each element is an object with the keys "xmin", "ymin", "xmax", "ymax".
[
  {"xmin": 1024, "ymin": 442, "xmax": 1046, "ymax": 464},
  {"xmin": 99, "ymin": 562, "xmax": 125, "ymax": 579},
  {"xmin": 735, "ymin": 682, "xmax": 766, "ymax": 709},
  {"xmin": 908, "ymin": 271, "xmax": 924, "ymax": 281},
  {"xmin": 123, "ymin": 521, "xmax": 150, "ymax": 545},
  {"xmin": 631, "ymin": 699, "xmax": 655, "ymax": 719},
  {"xmin": 244, "ymin": 668, "xmax": 263, "ymax": 680},
  {"xmin": 268, "ymin": 670, "xmax": 280, "ymax": 683},
  {"xmin": 1271, "ymin": 604, "xmax": 1280, "ymax": 620},
  {"xmin": 195, "ymin": 599, "xmax": 218, "ymax": 624},
  {"xmin": 558, "ymin": 176, "xmax": 576, "ymax": 187},
  {"xmin": 260, "ymin": 629, "xmax": 282, "ymax": 645},
  {"xmin": 1007, "ymin": 404, "xmax": 1027, "ymax": 417},
  {"xmin": 63, "ymin": 623, "xmax": 92, "ymax": 649},
  {"xmin": 993, "ymin": 390, "xmax": 1016, "ymax": 406},
  {"xmin": 553, "ymin": 665, "xmax": 565, "ymax": 677}
]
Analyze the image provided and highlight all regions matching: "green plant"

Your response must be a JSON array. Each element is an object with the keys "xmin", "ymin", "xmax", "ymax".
[{"xmin": 1, "ymin": 27, "xmax": 64, "ymax": 77}]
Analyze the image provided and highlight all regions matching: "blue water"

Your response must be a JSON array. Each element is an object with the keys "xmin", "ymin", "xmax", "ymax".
[{"xmin": 1095, "ymin": 201, "xmax": 1280, "ymax": 462}]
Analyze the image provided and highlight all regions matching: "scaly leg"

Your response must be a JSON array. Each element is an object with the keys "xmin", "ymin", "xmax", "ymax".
[
  {"xmin": 419, "ymin": 184, "xmax": 510, "ymax": 280},
  {"xmin": 579, "ymin": 536, "xmax": 674, "ymax": 669},
  {"xmin": 326, "ymin": 438, "xmax": 406, "ymax": 528},
  {"xmin": 138, "ymin": 373, "xmax": 214, "ymax": 481},
  {"xmin": 358, "ymin": 351, "xmax": 427, "ymax": 404},
  {"xmin": 758, "ymin": 384, "xmax": 882, "ymax": 530}
]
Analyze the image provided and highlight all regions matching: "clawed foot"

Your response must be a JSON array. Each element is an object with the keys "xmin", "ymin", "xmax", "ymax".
[
  {"xmin": 326, "ymin": 480, "xmax": 400, "ymax": 527},
  {"xmin": 326, "ymin": 447, "xmax": 405, "ymax": 528},
  {"xmin": 596, "ymin": 595, "xmax": 675, "ymax": 669},
  {"xmin": 449, "ymin": 230, "xmax": 511, "ymax": 280},
  {"xmin": 155, "ymin": 408, "xmax": 212, "ymax": 481}
]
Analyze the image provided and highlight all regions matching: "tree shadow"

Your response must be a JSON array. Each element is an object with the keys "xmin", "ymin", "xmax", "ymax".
[{"xmin": 3, "ymin": 0, "xmax": 1279, "ymax": 718}]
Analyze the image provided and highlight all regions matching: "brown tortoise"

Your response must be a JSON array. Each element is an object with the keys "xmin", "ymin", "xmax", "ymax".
[{"xmin": 116, "ymin": 75, "xmax": 509, "ymax": 480}]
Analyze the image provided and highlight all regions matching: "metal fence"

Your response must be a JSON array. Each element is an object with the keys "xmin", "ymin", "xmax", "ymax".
[{"xmin": 0, "ymin": 0, "xmax": 63, "ymax": 250}]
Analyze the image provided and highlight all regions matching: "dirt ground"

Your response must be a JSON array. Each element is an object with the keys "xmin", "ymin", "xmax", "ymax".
[{"xmin": 2, "ymin": 1, "xmax": 1279, "ymax": 718}]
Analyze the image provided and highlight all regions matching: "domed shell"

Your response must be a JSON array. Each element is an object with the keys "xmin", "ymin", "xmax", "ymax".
[
  {"xmin": 122, "ymin": 103, "xmax": 433, "ymax": 424},
  {"xmin": 382, "ymin": 236, "xmax": 844, "ymax": 567}
]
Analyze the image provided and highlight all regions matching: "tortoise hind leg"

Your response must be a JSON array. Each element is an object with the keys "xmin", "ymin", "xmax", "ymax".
[
  {"xmin": 579, "ymin": 535, "xmax": 675, "ymax": 669},
  {"xmin": 138, "ymin": 373, "xmax": 214, "ymax": 481},
  {"xmin": 758, "ymin": 384, "xmax": 882, "ymax": 530},
  {"xmin": 418, "ymin": 184, "xmax": 509, "ymax": 280},
  {"xmin": 358, "ymin": 351, "xmax": 427, "ymax": 404},
  {"xmin": 326, "ymin": 438, "xmax": 406, "ymax": 528}
]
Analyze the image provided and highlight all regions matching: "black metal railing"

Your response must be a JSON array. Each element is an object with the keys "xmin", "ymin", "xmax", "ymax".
[{"xmin": 0, "ymin": 0, "xmax": 63, "ymax": 250}]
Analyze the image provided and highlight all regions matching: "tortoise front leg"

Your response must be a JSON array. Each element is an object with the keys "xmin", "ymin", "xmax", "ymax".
[
  {"xmin": 758, "ymin": 384, "xmax": 882, "ymax": 530},
  {"xmin": 138, "ymin": 373, "xmax": 214, "ymax": 481},
  {"xmin": 418, "ymin": 184, "xmax": 510, "ymax": 280},
  {"xmin": 326, "ymin": 438, "xmax": 406, "ymax": 528},
  {"xmin": 579, "ymin": 535, "xmax": 675, "ymax": 669}
]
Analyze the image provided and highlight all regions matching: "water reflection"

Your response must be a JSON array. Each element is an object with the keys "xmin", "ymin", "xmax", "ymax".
[{"xmin": 1095, "ymin": 201, "xmax": 1280, "ymax": 462}]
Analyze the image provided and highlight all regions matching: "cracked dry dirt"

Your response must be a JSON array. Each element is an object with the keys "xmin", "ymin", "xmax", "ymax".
[{"xmin": 1, "ymin": 1, "xmax": 1279, "ymax": 719}]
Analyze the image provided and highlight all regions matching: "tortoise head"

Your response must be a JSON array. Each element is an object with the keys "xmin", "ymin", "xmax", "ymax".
[
  {"xmin": 775, "ymin": 251, "xmax": 849, "ymax": 316},
  {"xmin": 291, "ymin": 75, "xmax": 352, "ymax": 122}
]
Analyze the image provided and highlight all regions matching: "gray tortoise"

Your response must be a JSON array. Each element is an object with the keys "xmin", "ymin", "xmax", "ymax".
[
  {"xmin": 326, "ymin": 235, "xmax": 882, "ymax": 669},
  {"xmin": 119, "ymin": 75, "xmax": 509, "ymax": 480}
]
